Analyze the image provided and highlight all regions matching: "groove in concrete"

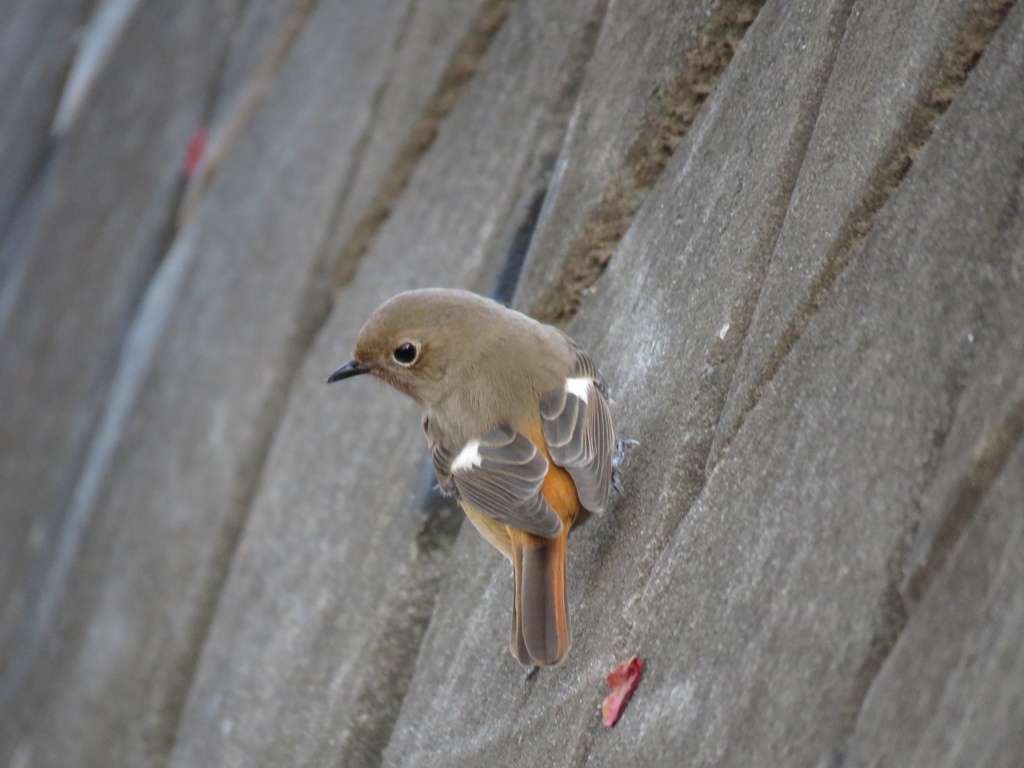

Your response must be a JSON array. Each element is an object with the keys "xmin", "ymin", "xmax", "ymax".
[
  {"xmin": 785, "ymin": 2, "xmax": 1023, "ymax": 758},
  {"xmin": 163, "ymin": 262, "xmax": 336, "ymax": 765},
  {"xmin": 565, "ymin": 0, "xmax": 861, "ymax": 758},
  {"xmin": 330, "ymin": 0, "xmax": 518, "ymax": 288},
  {"xmin": 494, "ymin": 189, "xmax": 547, "ymax": 305},
  {"xmin": 901, "ymin": 380, "xmax": 1024, "ymax": 609},
  {"xmin": 712, "ymin": 0, "xmax": 1019, "ymax": 465},
  {"xmin": 573, "ymin": 0, "xmax": 861, "ymax": 649},
  {"xmin": 530, "ymin": 0, "xmax": 768, "ymax": 326}
]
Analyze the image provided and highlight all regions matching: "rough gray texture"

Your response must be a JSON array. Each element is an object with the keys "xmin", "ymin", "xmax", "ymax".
[
  {"xmin": 844, "ymin": 442, "xmax": 1024, "ymax": 768},
  {"xmin": 840, "ymin": 12, "xmax": 1024, "ymax": 764},
  {"xmin": 710, "ymin": 0, "xmax": 1018, "ymax": 467},
  {"xmin": 516, "ymin": 0, "xmax": 765, "ymax": 324},
  {"xmin": 176, "ymin": 0, "xmax": 321, "ymax": 225},
  {"xmin": 580, "ymin": 5, "xmax": 1024, "ymax": 763},
  {"xmin": 2, "ymin": 0, "xmax": 1022, "ymax": 766},
  {"xmin": 323, "ymin": 0, "xmax": 513, "ymax": 285}
]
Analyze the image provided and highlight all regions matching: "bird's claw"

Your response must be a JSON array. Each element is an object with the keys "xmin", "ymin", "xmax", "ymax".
[
  {"xmin": 612, "ymin": 439, "xmax": 639, "ymax": 493},
  {"xmin": 613, "ymin": 439, "xmax": 640, "ymax": 467}
]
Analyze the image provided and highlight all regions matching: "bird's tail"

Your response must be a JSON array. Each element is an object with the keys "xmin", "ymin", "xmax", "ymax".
[{"xmin": 510, "ymin": 531, "xmax": 570, "ymax": 666}]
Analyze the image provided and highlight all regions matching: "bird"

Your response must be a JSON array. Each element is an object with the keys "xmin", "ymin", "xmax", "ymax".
[{"xmin": 327, "ymin": 288, "xmax": 616, "ymax": 666}]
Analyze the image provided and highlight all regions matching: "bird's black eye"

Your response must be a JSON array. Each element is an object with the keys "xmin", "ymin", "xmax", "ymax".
[{"xmin": 393, "ymin": 342, "xmax": 418, "ymax": 365}]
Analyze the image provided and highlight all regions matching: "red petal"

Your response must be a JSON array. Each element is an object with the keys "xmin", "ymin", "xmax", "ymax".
[
  {"xmin": 601, "ymin": 656, "xmax": 643, "ymax": 727},
  {"xmin": 183, "ymin": 129, "xmax": 207, "ymax": 178}
]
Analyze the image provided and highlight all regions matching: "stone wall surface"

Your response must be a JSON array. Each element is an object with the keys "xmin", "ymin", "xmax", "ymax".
[
  {"xmin": 0, "ymin": 0, "xmax": 242, "ymax": 679},
  {"xmin": 0, "ymin": 0, "xmax": 1021, "ymax": 767},
  {"xmin": 0, "ymin": 0, "xmax": 90, "ymax": 244}
]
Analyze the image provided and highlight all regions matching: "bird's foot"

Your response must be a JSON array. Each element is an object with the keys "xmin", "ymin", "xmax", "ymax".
[{"xmin": 612, "ymin": 439, "xmax": 640, "ymax": 493}]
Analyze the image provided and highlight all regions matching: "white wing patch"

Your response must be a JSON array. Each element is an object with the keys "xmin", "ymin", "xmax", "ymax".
[
  {"xmin": 565, "ymin": 377, "xmax": 591, "ymax": 404},
  {"xmin": 452, "ymin": 440, "xmax": 483, "ymax": 473},
  {"xmin": 541, "ymin": 355, "xmax": 615, "ymax": 515}
]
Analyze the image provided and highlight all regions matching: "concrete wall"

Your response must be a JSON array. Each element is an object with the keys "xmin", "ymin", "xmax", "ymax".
[{"xmin": 1, "ymin": 0, "xmax": 1021, "ymax": 766}]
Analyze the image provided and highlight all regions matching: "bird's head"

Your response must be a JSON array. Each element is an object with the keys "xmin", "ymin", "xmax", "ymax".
[{"xmin": 327, "ymin": 288, "xmax": 499, "ymax": 409}]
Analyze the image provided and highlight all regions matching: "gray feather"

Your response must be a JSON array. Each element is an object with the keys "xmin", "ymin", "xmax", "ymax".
[
  {"xmin": 448, "ymin": 424, "xmax": 563, "ymax": 538},
  {"xmin": 541, "ymin": 350, "xmax": 615, "ymax": 514}
]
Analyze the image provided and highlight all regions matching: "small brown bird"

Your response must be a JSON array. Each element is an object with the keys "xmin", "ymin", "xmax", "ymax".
[{"xmin": 328, "ymin": 288, "xmax": 616, "ymax": 666}]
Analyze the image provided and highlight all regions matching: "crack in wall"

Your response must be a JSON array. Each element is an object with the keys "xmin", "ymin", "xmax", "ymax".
[
  {"xmin": 530, "ymin": 0, "xmax": 767, "ymax": 326},
  {"xmin": 712, "ymin": 0, "xmax": 1019, "ymax": 465},
  {"xmin": 494, "ymin": 189, "xmax": 547, "ymax": 305},
  {"xmin": 330, "ymin": 0, "xmax": 518, "ymax": 289},
  {"xmin": 901, "ymin": 380, "xmax": 1024, "ymax": 610}
]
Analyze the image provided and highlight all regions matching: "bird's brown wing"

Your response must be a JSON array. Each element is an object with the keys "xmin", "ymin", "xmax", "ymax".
[
  {"xmin": 441, "ymin": 423, "xmax": 564, "ymax": 538},
  {"xmin": 540, "ymin": 350, "xmax": 615, "ymax": 514}
]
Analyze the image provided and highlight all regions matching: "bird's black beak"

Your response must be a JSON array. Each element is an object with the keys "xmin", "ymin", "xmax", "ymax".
[{"xmin": 327, "ymin": 359, "xmax": 370, "ymax": 383}]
